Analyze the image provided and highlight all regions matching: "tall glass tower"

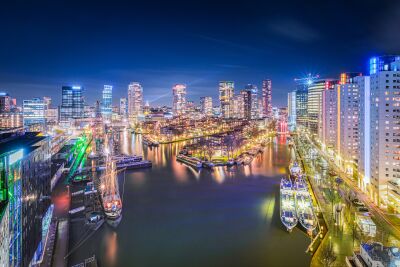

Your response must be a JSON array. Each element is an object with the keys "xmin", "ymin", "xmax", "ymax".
[
  {"xmin": 102, "ymin": 85, "xmax": 113, "ymax": 118},
  {"xmin": 22, "ymin": 98, "xmax": 46, "ymax": 127},
  {"xmin": 219, "ymin": 81, "xmax": 234, "ymax": 119},
  {"xmin": 60, "ymin": 86, "xmax": 85, "ymax": 124}
]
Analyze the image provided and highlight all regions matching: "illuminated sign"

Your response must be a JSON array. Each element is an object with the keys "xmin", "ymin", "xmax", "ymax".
[
  {"xmin": 9, "ymin": 149, "xmax": 23, "ymax": 165},
  {"xmin": 369, "ymin": 57, "xmax": 377, "ymax": 75},
  {"xmin": 72, "ymin": 86, "xmax": 81, "ymax": 90}
]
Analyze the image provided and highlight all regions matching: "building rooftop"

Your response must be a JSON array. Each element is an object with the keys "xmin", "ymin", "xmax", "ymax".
[
  {"xmin": 362, "ymin": 242, "xmax": 400, "ymax": 266},
  {"xmin": 0, "ymin": 131, "xmax": 47, "ymax": 156}
]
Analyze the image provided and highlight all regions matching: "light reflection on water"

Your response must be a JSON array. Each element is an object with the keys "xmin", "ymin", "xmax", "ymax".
[
  {"xmin": 69, "ymin": 130, "xmax": 311, "ymax": 267},
  {"xmin": 103, "ymin": 231, "xmax": 118, "ymax": 267}
]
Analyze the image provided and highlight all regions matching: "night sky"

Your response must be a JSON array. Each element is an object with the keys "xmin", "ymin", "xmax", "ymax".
[{"xmin": 0, "ymin": 0, "xmax": 399, "ymax": 107}]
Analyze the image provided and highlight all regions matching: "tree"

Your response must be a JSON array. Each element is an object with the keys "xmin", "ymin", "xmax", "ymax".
[
  {"xmin": 223, "ymin": 135, "xmax": 235, "ymax": 159},
  {"xmin": 319, "ymin": 243, "xmax": 337, "ymax": 267},
  {"xmin": 205, "ymin": 139, "xmax": 214, "ymax": 161},
  {"xmin": 325, "ymin": 188, "xmax": 341, "ymax": 221}
]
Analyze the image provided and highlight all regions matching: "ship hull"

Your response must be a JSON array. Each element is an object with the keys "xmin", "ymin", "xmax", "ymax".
[{"xmin": 280, "ymin": 178, "xmax": 298, "ymax": 232}]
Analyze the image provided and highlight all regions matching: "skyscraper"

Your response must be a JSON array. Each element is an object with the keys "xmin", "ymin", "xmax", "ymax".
[
  {"xmin": 338, "ymin": 73, "xmax": 361, "ymax": 174},
  {"xmin": 172, "ymin": 84, "xmax": 187, "ymax": 116},
  {"xmin": 23, "ymin": 98, "xmax": 46, "ymax": 127},
  {"xmin": 120, "ymin": 97, "xmax": 128, "ymax": 116},
  {"xmin": 240, "ymin": 89, "xmax": 251, "ymax": 120},
  {"xmin": 233, "ymin": 94, "xmax": 245, "ymax": 119},
  {"xmin": 355, "ymin": 75, "xmax": 371, "ymax": 193},
  {"xmin": 369, "ymin": 56, "xmax": 400, "ymax": 207},
  {"xmin": 321, "ymin": 87, "xmax": 338, "ymax": 151},
  {"xmin": 295, "ymin": 84, "xmax": 308, "ymax": 129},
  {"xmin": 0, "ymin": 132, "xmax": 51, "ymax": 267},
  {"xmin": 128, "ymin": 82, "xmax": 143, "ymax": 117},
  {"xmin": 262, "ymin": 79, "xmax": 272, "ymax": 117},
  {"xmin": 0, "ymin": 92, "xmax": 11, "ymax": 113},
  {"xmin": 244, "ymin": 84, "xmax": 258, "ymax": 120},
  {"xmin": 200, "ymin": 96, "xmax": 213, "ymax": 117},
  {"xmin": 288, "ymin": 91, "xmax": 296, "ymax": 131},
  {"xmin": 307, "ymin": 79, "xmax": 337, "ymax": 138},
  {"xmin": 60, "ymin": 86, "xmax": 85, "ymax": 124},
  {"xmin": 219, "ymin": 81, "xmax": 234, "ymax": 119},
  {"xmin": 102, "ymin": 85, "xmax": 113, "ymax": 118}
]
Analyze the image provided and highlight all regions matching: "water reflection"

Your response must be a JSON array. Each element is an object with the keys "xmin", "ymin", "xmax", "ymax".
[
  {"xmin": 67, "ymin": 131, "xmax": 312, "ymax": 267},
  {"xmin": 121, "ymin": 131, "xmax": 290, "ymax": 184},
  {"xmin": 103, "ymin": 231, "xmax": 118, "ymax": 266}
]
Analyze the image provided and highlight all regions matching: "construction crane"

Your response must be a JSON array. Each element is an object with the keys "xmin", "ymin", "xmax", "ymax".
[{"xmin": 294, "ymin": 73, "xmax": 320, "ymax": 85}]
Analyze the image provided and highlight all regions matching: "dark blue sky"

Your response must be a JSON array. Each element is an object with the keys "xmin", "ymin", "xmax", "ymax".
[{"xmin": 0, "ymin": 0, "xmax": 399, "ymax": 107}]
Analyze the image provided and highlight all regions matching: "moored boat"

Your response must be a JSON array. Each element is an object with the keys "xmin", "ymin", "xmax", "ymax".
[
  {"xmin": 294, "ymin": 177, "xmax": 317, "ymax": 231},
  {"xmin": 289, "ymin": 161, "xmax": 302, "ymax": 177},
  {"xmin": 280, "ymin": 177, "xmax": 298, "ymax": 232},
  {"xmin": 176, "ymin": 154, "xmax": 203, "ymax": 168},
  {"xmin": 100, "ymin": 159, "xmax": 122, "ymax": 226}
]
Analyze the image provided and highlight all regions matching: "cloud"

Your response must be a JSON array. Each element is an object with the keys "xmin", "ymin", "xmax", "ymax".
[{"xmin": 267, "ymin": 18, "xmax": 320, "ymax": 43}]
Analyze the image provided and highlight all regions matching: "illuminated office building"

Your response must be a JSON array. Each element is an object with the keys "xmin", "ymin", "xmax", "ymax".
[
  {"xmin": 244, "ymin": 84, "xmax": 259, "ymax": 120},
  {"xmin": 120, "ymin": 98, "xmax": 128, "ymax": 116},
  {"xmin": 0, "ymin": 92, "xmax": 11, "ymax": 113},
  {"xmin": 307, "ymin": 79, "xmax": 337, "ymax": 138},
  {"xmin": 0, "ymin": 112, "xmax": 23, "ymax": 129},
  {"xmin": 321, "ymin": 87, "xmax": 338, "ymax": 151},
  {"xmin": 128, "ymin": 82, "xmax": 143, "ymax": 116},
  {"xmin": 219, "ymin": 81, "xmax": 234, "ymax": 119},
  {"xmin": 355, "ymin": 75, "xmax": 371, "ymax": 193},
  {"xmin": 22, "ymin": 98, "xmax": 46, "ymax": 127},
  {"xmin": 295, "ymin": 84, "xmax": 308, "ymax": 128},
  {"xmin": 102, "ymin": 85, "xmax": 113, "ymax": 118},
  {"xmin": 42, "ymin": 97, "xmax": 58, "ymax": 124},
  {"xmin": 233, "ymin": 93, "xmax": 245, "ymax": 119},
  {"xmin": 60, "ymin": 86, "xmax": 85, "ymax": 124},
  {"xmin": 262, "ymin": 79, "xmax": 272, "ymax": 117},
  {"xmin": 337, "ymin": 73, "xmax": 361, "ymax": 174},
  {"xmin": 0, "ymin": 131, "xmax": 52, "ymax": 267},
  {"xmin": 200, "ymin": 96, "xmax": 213, "ymax": 117},
  {"xmin": 369, "ymin": 56, "xmax": 400, "ymax": 207},
  {"xmin": 240, "ymin": 89, "xmax": 252, "ymax": 120},
  {"xmin": 288, "ymin": 91, "xmax": 296, "ymax": 131},
  {"xmin": 172, "ymin": 84, "xmax": 187, "ymax": 116}
]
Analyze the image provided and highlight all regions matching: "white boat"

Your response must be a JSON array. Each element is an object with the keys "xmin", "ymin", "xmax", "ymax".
[
  {"xmin": 176, "ymin": 154, "xmax": 203, "ymax": 168},
  {"xmin": 112, "ymin": 154, "xmax": 143, "ymax": 163},
  {"xmin": 289, "ymin": 161, "xmax": 302, "ymax": 177},
  {"xmin": 142, "ymin": 136, "xmax": 159, "ymax": 147},
  {"xmin": 280, "ymin": 177, "xmax": 298, "ymax": 232},
  {"xmin": 294, "ymin": 177, "xmax": 317, "ymax": 231},
  {"xmin": 100, "ymin": 159, "xmax": 122, "ymax": 226},
  {"xmin": 117, "ymin": 160, "xmax": 152, "ymax": 170}
]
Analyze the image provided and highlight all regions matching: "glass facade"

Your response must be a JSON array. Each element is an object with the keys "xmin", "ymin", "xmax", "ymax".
[
  {"xmin": 102, "ymin": 85, "xmax": 113, "ymax": 118},
  {"xmin": 22, "ymin": 98, "xmax": 45, "ymax": 127},
  {"xmin": 0, "ymin": 132, "xmax": 51, "ymax": 267},
  {"xmin": 172, "ymin": 84, "xmax": 187, "ymax": 116},
  {"xmin": 128, "ymin": 82, "xmax": 143, "ymax": 117},
  {"xmin": 60, "ymin": 86, "xmax": 85, "ymax": 124},
  {"xmin": 244, "ymin": 84, "xmax": 258, "ymax": 120},
  {"xmin": 295, "ymin": 84, "xmax": 308, "ymax": 128},
  {"xmin": 262, "ymin": 79, "xmax": 272, "ymax": 117},
  {"xmin": 219, "ymin": 81, "xmax": 234, "ymax": 119}
]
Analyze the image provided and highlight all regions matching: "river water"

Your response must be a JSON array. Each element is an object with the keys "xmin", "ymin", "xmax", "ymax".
[{"xmin": 68, "ymin": 132, "xmax": 311, "ymax": 267}]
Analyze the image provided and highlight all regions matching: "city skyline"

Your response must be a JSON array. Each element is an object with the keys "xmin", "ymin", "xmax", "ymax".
[{"xmin": 1, "ymin": 0, "xmax": 399, "ymax": 107}]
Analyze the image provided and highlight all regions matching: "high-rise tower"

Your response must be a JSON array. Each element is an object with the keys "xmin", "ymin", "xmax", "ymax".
[
  {"xmin": 219, "ymin": 81, "xmax": 234, "ymax": 119},
  {"xmin": 128, "ymin": 82, "xmax": 143, "ymax": 117}
]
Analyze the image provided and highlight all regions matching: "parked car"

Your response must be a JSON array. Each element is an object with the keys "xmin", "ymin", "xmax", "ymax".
[
  {"xmin": 357, "ymin": 207, "xmax": 369, "ymax": 212},
  {"xmin": 352, "ymin": 199, "xmax": 365, "ymax": 207}
]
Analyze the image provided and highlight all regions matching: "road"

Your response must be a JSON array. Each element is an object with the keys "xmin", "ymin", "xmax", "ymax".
[{"xmin": 302, "ymin": 134, "xmax": 400, "ymax": 240}]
